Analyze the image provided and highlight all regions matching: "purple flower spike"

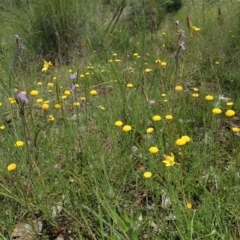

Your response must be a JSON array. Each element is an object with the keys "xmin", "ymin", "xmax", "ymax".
[
  {"xmin": 69, "ymin": 73, "xmax": 77, "ymax": 80},
  {"xmin": 70, "ymin": 83, "xmax": 76, "ymax": 91},
  {"xmin": 179, "ymin": 41, "xmax": 186, "ymax": 50},
  {"xmin": 17, "ymin": 91, "xmax": 29, "ymax": 104}
]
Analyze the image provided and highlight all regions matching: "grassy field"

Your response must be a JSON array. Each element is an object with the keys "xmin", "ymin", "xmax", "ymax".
[{"xmin": 0, "ymin": 0, "xmax": 240, "ymax": 239}]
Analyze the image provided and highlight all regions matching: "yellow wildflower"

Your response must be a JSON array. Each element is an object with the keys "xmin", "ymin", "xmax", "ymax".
[{"xmin": 162, "ymin": 153, "xmax": 175, "ymax": 167}]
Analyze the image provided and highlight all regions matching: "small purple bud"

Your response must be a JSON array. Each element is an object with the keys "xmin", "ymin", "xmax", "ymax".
[
  {"xmin": 17, "ymin": 91, "xmax": 29, "ymax": 104},
  {"xmin": 69, "ymin": 73, "xmax": 77, "ymax": 80}
]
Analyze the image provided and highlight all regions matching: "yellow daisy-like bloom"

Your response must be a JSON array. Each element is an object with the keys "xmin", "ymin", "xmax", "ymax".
[
  {"xmin": 149, "ymin": 146, "xmax": 159, "ymax": 154},
  {"xmin": 37, "ymin": 82, "xmax": 43, "ymax": 86},
  {"xmin": 152, "ymin": 115, "xmax": 161, "ymax": 121},
  {"xmin": 62, "ymin": 95, "xmax": 67, "ymax": 100},
  {"xmin": 90, "ymin": 90, "xmax": 98, "ymax": 96},
  {"xmin": 42, "ymin": 60, "xmax": 53, "ymax": 72},
  {"xmin": 176, "ymin": 138, "xmax": 186, "ymax": 146},
  {"xmin": 115, "ymin": 59, "xmax": 121, "ymax": 62},
  {"xmin": 155, "ymin": 59, "xmax": 161, "ymax": 64},
  {"xmin": 145, "ymin": 68, "xmax": 152, "ymax": 73},
  {"xmin": 133, "ymin": 53, "xmax": 139, "ymax": 57},
  {"xmin": 161, "ymin": 93, "xmax": 166, "ymax": 97},
  {"xmin": 7, "ymin": 163, "xmax": 16, "ymax": 172},
  {"xmin": 85, "ymin": 72, "xmax": 90, "ymax": 76},
  {"xmin": 54, "ymin": 103, "xmax": 61, "ymax": 109},
  {"xmin": 80, "ymin": 74, "xmax": 85, "ymax": 78},
  {"xmin": 162, "ymin": 153, "xmax": 175, "ymax": 167},
  {"xmin": 0, "ymin": 125, "xmax": 5, "ymax": 130},
  {"xmin": 41, "ymin": 103, "xmax": 49, "ymax": 110},
  {"xmin": 30, "ymin": 90, "xmax": 38, "ymax": 96},
  {"xmin": 161, "ymin": 62, "xmax": 167, "ymax": 66},
  {"xmin": 122, "ymin": 125, "xmax": 132, "ymax": 132},
  {"xmin": 215, "ymin": 61, "xmax": 220, "ymax": 65},
  {"xmin": 73, "ymin": 102, "xmax": 80, "ymax": 106},
  {"xmin": 232, "ymin": 127, "xmax": 240, "ymax": 133},
  {"xmin": 187, "ymin": 203, "xmax": 192, "ymax": 209},
  {"xmin": 0, "ymin": 102, "xmax": 2, "ymax": 106},
  {"xmin": 36, "ymin": 98, "xmax": 43, "ymax": 103},
  {"xmin": 162, "ymin": 32, "xmax": 166, "ymax": 35},
  {"xmin": 127, "ymin": 83, "xmax": 134, "ymax": 88},
  {"xmin": 48, "ymin": 115, "xmax": 55, "ymax": 121},
  {"xmin": 225, "ymin": 109, "xmax": 235, "ymax": 117},
  {"xmin": 47, "ymin": 83, "xmax": 54, "ymax": 87},
  {"xmin": 15, "ymin": 141, "xmax": 24, "ymax": 147},
  {"xmin": 212, "ymin": 108, "xmax": 222, "ymax": 114},
  {"xmin": 53, "ymin": 77, "xmax": 57, "ymax": 80},
  {"xmin": 205, "ymin": 95, "xmax": 214, "ymax": 101},
  {"xmin": 165, "ymin": 115, "xmax": 173, "ymax": 120},
  {"xmin": 192, "ymin": 26, "xmax": 200, "ymax": 31},
  {"xmin": 192, "ymin": 93, "xmax": 199, "ymax": 98},
  {"xmin": 112, "ymin": 53, "xmax": 117, "ymax": 57},
  {"xmin": 64, "ymin": 90, "xmax": 71, "ymax": 96},
  {"xmin": 115, "ymin": 121, "xmax": 123, "ymax": 127},
  {"xmin": 143, "ymin": 171, "xmax": 152, "ymax": 179},
  {"xmin": 226, "ymin": 102, "xmax": 233, "ymax": 106},
  {"xmin": 147, "ymin": 127, "xmax": 154, "ymax": 133},
  {"xmin": 81, "ymin": 97, "xmax": 86, "ymax": 101},
  {"xmin": 181, "ymin": 135, "xmax": 191, "ymax": 143},
  {"xmin": 175, "ymin": 85, "xmax": 183, "ymax": 91},
  {"xmin": 68, "ymin": 69, "xmax": 73, "ymax": 73}
]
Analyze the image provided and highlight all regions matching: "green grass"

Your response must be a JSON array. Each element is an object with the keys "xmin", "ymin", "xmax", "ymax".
[{"xmin": 0, "ymin": 0, "xmax": 240, "ymax": 239}]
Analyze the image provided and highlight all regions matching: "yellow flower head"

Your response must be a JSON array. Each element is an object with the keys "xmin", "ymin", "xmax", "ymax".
[
  {"xmin": 90, "ymin": 90, "xmax": 98, "ymax": 96},
  {"xmin": 15, "ymin": 141, "xmax": 24, "ymax": 147},
  {"xmin": 225, "ymin": 109, "xmax": 235, "ymax": 117},
  {"xmin": 205, "ymin": 95, "xmax": 214, "ymax": 101},
  {"xmin": 30, "ymin": 90, "xmax": 39, "ymax": 96},
  {"xmin": 212, "ymin": 108, "xmax": 222, "ymax": 114},
  {"xmin": 48, "ymin": 115, "xmax": 55, "ymax": 121},
  {"xmin": 122, "ymin": 125, "xmax": 132, "ymax": 132},
  {"xmin": 115, "ymin": 120, "xmax": 123, "ymax": 127},
  {"xmin": 143, "ymin": 171, "xmax": 152, "ymax": 179},
  {"xmin": 161, "ymin": 62, "xmax": 167, "ymax": 66},
  {"xmin": 41, "ymin": 103, "xmax": 49, "ymax": 110},
  {"xmin": 176, "ymin": 138, "xmax": 186, "ymax": 146},
  {"xmin": 165, "ymin": 115, "xmax": 173, "ymax": 120},
  {"xmin": 145, "ymin": 68, "xmax": 152, "ymax": 73},
  {"xmin": 181, "ymin": 135, "xmax": 191, "ymax": 143},
  {"xmin": 42, "ymin": 60, "xmax": 53, "ymax": 72},
  {"xmin": 149, "ymin": 146, "xmax": 159, "ymax": 154},
  {"xmin": 64, "ymin": 90, "xmax": 71, "ymax": 96},
  {"xmin": 187, "ymin": 203, "xmax": 192, "ymax": 209},
  {"xmin": 232, "ymin": 127, "xmax": 240, "ymax": 133},
  {"xmin": 152, "ymin": 115, "xmax": 161, "ymax": 122},
  {"xmin": 54, "ymin": 103, "xmax": 61, "ymax": 109},
  {"xmin": 162, "ymin": 153, "xmax": 175, "ymax": 167},
  {"xmin": 7, "ymin": 163, "xmax": 17, "ymax": 172},
  {"xmin": 127, "ymin": 83, "xmax": 134, "ymax": 88},
  {"xmin": 146, "ymin": 127, "xmax": 154, "ymax": 133},
  {"xmin": 175, "ymin": 85, "xmax": 183, "ymax": 91}
]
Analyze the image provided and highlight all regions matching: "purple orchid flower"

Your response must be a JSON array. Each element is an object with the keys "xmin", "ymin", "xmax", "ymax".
[
  {"xmin": 69, "ymin": 73, "xmax": 77, "ymax": 80},
  {"xmin": 17, "ymin": 91, "xmax": 29, "ymax": 104},
  {"xmin": 179, "ymin": 41, "xmax": 186, "ymax": 50},
  {"xmin": 70, "ymin": 83, "xmax": 76, "ymax": 91}
]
